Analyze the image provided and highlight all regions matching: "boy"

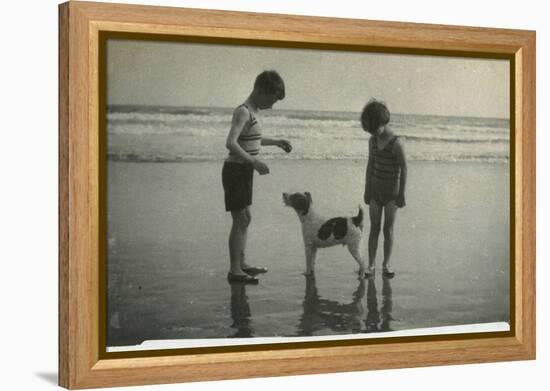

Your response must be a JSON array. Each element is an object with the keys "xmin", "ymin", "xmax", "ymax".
[{"xmin": 222, "ymin": 70, "xmax": 292, "ymax": 283}]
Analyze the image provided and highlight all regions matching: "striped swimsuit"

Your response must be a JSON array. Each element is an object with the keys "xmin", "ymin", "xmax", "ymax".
[
  {"xmin": 227, "ymin": 104, "xmax": 262, "ymax": 162},
  {"xmin": 370, "ymin": 136, "xmax": 400, "ymax": 206},
  {"xmin": 222, "ymin": 104, "xmax": 262, "ymax": 211}
]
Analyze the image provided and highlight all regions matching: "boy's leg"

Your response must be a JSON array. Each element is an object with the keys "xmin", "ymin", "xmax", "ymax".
[
  {"xmin": 239, "ymin": 207, "xmax": 253, "ymax": 269},
  {"xmin": 368, "ymin": 200, "xmax": 383, "ymax": 270},
  {"xmin": 237, "ymin": 208, "xmax": 268, "ymax": 274},
  {"xmin": 382, "ymin": 201, "xmax": 398, "ymax": 270},
  {"xmin": 229, "ymin": 207, "xmax": 251, "ymax": 275}
]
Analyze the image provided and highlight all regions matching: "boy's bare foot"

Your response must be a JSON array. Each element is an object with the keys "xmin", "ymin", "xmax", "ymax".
[{"xmin": 242, "ymin": 266, "xmax": 268, "ymax": 275}]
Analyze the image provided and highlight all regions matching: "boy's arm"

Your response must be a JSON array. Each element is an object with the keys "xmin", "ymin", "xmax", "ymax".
[
  {"xmin": 364, "ymin": 138, "xmax": 374, "ymax": 204},
  {"xmin": 394, "ymin": 139, "xmax": 407, "ymax": 207},
  {"xmin": 226, "ymin": 107, "xmax": 269, "ymax": 174},
  {"xmin": 261, "ymin": 137, "xmax": 292, "ymax": 153}
]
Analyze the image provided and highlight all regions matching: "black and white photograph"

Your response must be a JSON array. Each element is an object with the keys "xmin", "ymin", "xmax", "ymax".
[{"xmin": 105, "ymin": 38, "xmax": 510, "ymax": 352}]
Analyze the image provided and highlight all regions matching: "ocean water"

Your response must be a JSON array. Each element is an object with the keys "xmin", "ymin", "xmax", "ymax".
[{"xmin": 107, "ymin": 105, "xmax": 510, "ymax": 163}]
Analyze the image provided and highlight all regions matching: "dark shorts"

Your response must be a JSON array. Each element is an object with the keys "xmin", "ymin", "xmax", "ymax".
[{"xmin": 222, "ymin": 161, "xmax": 254, "ymax": 212}]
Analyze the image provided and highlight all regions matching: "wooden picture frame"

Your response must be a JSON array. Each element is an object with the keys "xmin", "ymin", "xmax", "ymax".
[{"xmin": 59, "ymin": 1, "xmax": 535, "ymax": 389}]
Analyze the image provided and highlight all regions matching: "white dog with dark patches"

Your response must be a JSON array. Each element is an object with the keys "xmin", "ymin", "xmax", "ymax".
[{"xmin": 283, "ymin": 192, "xmax": 367, "ymax": 277}]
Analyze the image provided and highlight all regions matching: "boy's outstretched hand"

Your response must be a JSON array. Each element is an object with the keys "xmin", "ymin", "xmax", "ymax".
[{"xmin": 277, "ymin": 139, "xmax": 292, "ymax": 153}]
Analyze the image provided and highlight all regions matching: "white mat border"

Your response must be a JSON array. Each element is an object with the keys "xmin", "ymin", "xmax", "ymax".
[{"xmin": 107, "ymin": 322, "xmax": 510, "ymax": 352}]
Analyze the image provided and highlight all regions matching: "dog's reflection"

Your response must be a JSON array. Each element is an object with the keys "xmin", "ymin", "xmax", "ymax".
[
  {"xmin": 297, "ymin": 275, "xmax": 393, "ymax": 336},
  {"xmin": 298, "ymin": 275, "xmax": 365, "ymax": 336},
  {"xmin": 228, "ymin": 282, "xmax": 254, "ymax": 338}
]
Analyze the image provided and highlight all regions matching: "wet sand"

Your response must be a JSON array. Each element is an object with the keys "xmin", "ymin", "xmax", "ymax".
[{"xmin": 106, "ymin": 159, "xmax": 510, "ymax": 348}]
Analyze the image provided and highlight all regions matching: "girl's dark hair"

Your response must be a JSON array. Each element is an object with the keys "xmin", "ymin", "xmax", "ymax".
[
  {"xmin": 361, "ymin": 99, "xmax": 390, "ymax": 134},
  {"xmin": 254, "ymin": 70, "xmax": 285, "ymax": 100}
]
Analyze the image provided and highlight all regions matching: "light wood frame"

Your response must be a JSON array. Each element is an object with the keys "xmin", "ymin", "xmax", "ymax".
[{"xmin": 59, "ymin": 1, "xmax": 536, "ymax": 389}]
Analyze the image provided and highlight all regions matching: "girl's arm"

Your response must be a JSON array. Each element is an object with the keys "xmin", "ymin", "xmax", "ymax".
[
  {"xmin": 261, "ymin": 137, "xmax": 292, "ymax": 153},
  {"xmin": 364, "ymin": 137, "xmax": 375, "ymax": 204},
  {"xmin": 225, "ymin": 107, "xmax": 269, "ymax": 174},
  {"xmin": 394, "ymin": 139, "xmax": 408, "ymax": 207}
]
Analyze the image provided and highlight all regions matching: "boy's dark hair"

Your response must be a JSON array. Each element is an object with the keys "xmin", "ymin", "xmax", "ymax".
[
  {"xmin": 254, "ymin": 70, "xmax": 285, "ymax": 100},
  {"xmin": 361, "ymin": 99, "xmax": 390, "ymax": 134}
]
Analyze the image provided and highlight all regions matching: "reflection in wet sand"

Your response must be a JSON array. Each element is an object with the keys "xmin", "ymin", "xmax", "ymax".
[
  {"xmin": 229, "ymin": 282, "xmax": 253, "ymax": 338},
  {"xmin": 297, "ymin": 275, "xmax": 393, "ymax": 336},
  {"xmin": 380, "ymin": 276, "xmax": 393, "ymax": 332},
  {"xmin": 365, "ymin": 277, "xmax": 393, "ymax": 333}
]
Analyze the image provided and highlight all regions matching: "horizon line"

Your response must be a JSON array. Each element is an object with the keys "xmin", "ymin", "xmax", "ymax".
[{"xmin": 106, "ymin": 103, "xmax": 510, "ymax": 121}]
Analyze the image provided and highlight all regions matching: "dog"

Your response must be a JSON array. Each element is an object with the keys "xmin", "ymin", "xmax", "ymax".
[{"xmin": 283, "ymin": 192, "xmax": 367, "ymax": 277}]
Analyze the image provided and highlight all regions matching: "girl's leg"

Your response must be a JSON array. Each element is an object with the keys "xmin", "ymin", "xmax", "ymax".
[
  {"xmin": 368, "ymin": 200, "xmax": 383, "ymax": 271},
  {"xmin": 382, "ymin": 201, "xmax": 398, "ymax": 271},
  {"xmin": 229, "ymin": 207, "xmax": 251, "ymax": 275}
]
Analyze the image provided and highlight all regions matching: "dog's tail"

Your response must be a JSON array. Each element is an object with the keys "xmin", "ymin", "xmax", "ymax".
[{"xmin": 352, "ymin": 204, "xmax": 364, "ymax": 230}]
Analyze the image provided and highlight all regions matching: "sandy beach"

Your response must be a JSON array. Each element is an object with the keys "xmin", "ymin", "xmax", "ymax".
[{"xmin": 106, "ymin": 159, "xmax": 510, "ymax": 347}]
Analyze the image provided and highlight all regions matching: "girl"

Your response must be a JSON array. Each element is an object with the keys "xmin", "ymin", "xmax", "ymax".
[{"xmin": 362, "ymin": 99, "xmax": 407, "ymax": 278}]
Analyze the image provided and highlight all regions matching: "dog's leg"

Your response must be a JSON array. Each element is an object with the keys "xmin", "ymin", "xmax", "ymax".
[
  {"xmin": 305, "ymin": 245, "xmax": 317, "ymax": 275},
  {"xmin": 347, "ymin": 241, "xmax": 366, "ymax": 276}
]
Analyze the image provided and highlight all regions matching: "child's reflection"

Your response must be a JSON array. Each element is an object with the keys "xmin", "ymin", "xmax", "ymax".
[
  {"xmin": 380, "ymin": 275, "xmax": 393, "ymax": 331},
  {"xmin": 365, "ymin": 276, "xmax": 393, "ymax": 333},
  {"xmin": 228, "ymin": 282, "xmax": 254, "ymax": 338}
]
